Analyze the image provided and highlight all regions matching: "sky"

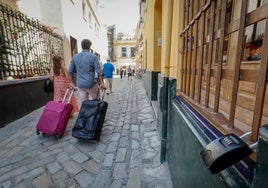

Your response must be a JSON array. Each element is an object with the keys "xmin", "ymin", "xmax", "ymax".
[{"xmin": 99, "ymin": 0, "xmax": 140, "ymax": 36}]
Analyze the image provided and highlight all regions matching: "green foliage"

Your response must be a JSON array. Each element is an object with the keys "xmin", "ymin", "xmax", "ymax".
[
  {"xmin": 0, "ymin": 34, "xmax": 12, "ymax": 55},
  {"xmin": 117, "ymin": 32, "xmax": 125, "ymax": 40},
  {"xmin": 0, "ymin": 1, "xmax": 63, "ymax": 79}
]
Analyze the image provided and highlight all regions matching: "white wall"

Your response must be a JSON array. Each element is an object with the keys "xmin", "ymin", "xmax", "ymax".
[
  {"xmin": 60, "ymin": 0, "xmax": 108, "ymax": 64},
  {"xmin": 16, "ymin": 0, "xmax": 41, "ymax": 19}
]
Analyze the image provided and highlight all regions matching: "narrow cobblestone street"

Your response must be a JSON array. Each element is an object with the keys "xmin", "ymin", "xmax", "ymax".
[{"xmin": 0, "ymin": 76, "xmax": 173, "ymax": 188}]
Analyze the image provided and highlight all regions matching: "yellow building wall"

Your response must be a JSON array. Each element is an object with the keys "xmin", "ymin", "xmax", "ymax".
[
  {"xmin": 161, "ymin": 0, "xmax": 173, "ymax": 76},
  {"xmin": 142, "ymin": 0, "xmax": 183, "ymax": 81},
  {"xmin": 143, "ymin": 0, "xmax": 154, "ymax": 71},
  {"xmin": 154, "ymin": 2, "xmax": 162, "ymax": 72},
  {"xmin": 142, "ymin": 0, "xmax": 184, "ymax": 87},
  {"xmin": 170, "ymin": 0, "xmax": 183, "ymax": 91},
  {"xmin": 169, "ymin": 0, "xmax": 178, "ymax": 78},
  {"xmin": 143, "ymin": 0, "xmax": 162, "ymax": 72}
]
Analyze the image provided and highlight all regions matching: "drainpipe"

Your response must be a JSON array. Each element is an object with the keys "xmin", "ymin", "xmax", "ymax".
[
  {"xmin": 160, "ymin": 0, "xmax": 173, "ymax": 163},
  {"xmin": 160, "ymin": 77, "xmax": 169, "ymax": 163}
]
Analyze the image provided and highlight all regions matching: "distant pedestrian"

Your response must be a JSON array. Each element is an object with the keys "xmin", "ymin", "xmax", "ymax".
[
  {"xmin": 68, "ymin": 39, "xmax": 105, "ymax": 104},
  {"xmin": 127, "ymin": 66, "xmax": 133, "ymax": 81},
  {"xmin": 51, "ymin": 54, "xmax": 79, "ymax": 117},
  {"xmin": 103, "ymin": 58, "xmax": 115, "ymax": 94},
  {"xmin": 120, "ymin": 67, "xmax": 123, "ymax": 79},
  {"xmin": 94, "ymin": 52, "xmax": 104, "ymax": 84}
]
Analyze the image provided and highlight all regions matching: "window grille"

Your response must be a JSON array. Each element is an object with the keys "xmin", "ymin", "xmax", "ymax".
[{"xmin": 0, "ymin": 2, "xmax": 63, "ymax": 80}]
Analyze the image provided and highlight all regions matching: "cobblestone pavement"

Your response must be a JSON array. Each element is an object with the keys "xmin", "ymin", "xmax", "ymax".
[{"xmin": 0, "ymin": 76, "xmax": 173, "ymax": 188}]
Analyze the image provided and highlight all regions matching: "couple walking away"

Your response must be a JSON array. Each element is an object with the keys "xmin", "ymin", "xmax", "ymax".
[
  {"xmin": 51, "ymin": 39, "xmax": 114, "ymax": 115},
  {"xmin": 68, "ymin": 39, "xmax": 105, "ymax": 104},
  {"xmin": 42, "ymin": 39, "xmax": 108, "ymax": 142},
  {"xmin": 51, "ymin": 39, "xmax": 105, "ymax": 116},
  {"xmin": 68, "ymin": 39, "xmax": 114, "ymax": 101}
]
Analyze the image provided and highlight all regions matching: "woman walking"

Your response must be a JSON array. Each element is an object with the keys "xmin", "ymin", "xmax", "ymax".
[{"xmin": 51, "ymin": 55, "xmax": 79, "ymax": 117}]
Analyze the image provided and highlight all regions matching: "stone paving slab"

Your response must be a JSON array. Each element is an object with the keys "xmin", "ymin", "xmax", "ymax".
[{"xmin": 0, "ymin": 75, "xmax": 173, "ymax": 188}]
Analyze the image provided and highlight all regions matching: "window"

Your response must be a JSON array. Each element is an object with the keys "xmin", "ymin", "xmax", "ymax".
[
  {"xmin": 222, "ymin": 1, "xmax": 232, "ymax": 63},
  {"xmin": 247, "ymin": 0, "xmax": 268, "ymax": 13},
  {"xmin": 243, "ymin": 0, "xmax": 266, "ymax": 61},
  {"xmin": 131, "ymin": 47, "xmax": 136, "ymax": 57},
  {"xmin": 244, "ymin": 20, "xmax": 264, "ymax": 61},
  {"xmin": 70, "ymin": 36, "xmax": 77, "ymax": 57},
  {"xmin": 82, "ymin": 1, "xmax": 86, "ymax": 21},
  {"xmin": 88, "ymin": 11, "xmax": 92, "ymax": 25},
  {"xmin": 95, "ymin": 0, "xmax": 99, "ymax": 6},
  {"xmin": 95, "ymin": 23, "xmax": 99, "ymax": 36},
  {"xmin": 121, "ymin": 47, "xmax": 127, "ymax": 57}
]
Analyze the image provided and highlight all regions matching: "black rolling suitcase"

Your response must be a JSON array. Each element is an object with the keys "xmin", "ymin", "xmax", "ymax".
[{"xmin": 72, "ymin": 90, "xmax": 107, "ymax": 142}]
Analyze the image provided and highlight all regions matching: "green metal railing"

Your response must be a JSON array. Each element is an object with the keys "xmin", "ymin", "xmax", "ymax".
[{"xmin": 0, "ymin": 2, "xmax": 63, "ymax": 80}]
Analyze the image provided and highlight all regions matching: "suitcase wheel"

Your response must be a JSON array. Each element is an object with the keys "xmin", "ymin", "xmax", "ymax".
[
  {"xmin": 36, "ymin": 130, "xmax": 40, "ymax": 135},
  {"xmin": 55, "ymin": 135, "xmax": 63, "ymax": 139}
]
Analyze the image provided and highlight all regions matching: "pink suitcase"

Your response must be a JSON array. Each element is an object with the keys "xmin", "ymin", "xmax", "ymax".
[{"xmin": 36, "ymin": 88, "xmax": 74, "ymax": 138}]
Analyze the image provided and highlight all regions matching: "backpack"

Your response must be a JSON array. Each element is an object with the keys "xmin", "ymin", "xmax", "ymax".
[{"xmin": 43, "ymin": 79, "xmax": 54, "ymax": 94}]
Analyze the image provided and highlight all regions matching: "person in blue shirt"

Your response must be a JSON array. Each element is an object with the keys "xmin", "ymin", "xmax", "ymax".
[
  {"xmin": 68, "ymin": 39, "xmax": 105, "ymax": 104},
  {"xmin": 103, "ymin": 59, "xmax": 115, "ymax": 94}
]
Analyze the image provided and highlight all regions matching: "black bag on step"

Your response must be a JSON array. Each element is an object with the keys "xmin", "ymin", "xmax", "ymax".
[
  {"xmin": 43, "ymin": 79, "xmax": 54, "ymax": 94},
  {"xmin": 72, "ymin": 96, "xmax": 108, "ymax": 142}
]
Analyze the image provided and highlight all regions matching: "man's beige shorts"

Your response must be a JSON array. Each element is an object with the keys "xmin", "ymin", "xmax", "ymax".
[{"xmin": 78, "ymin": 84, "xmax": 99, "ymax": 104}]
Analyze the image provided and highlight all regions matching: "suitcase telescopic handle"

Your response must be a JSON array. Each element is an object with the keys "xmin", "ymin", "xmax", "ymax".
[
  {"xmin": 101, "ymin": 89, "xmax": 106, "ymax": 101},
  {"xmin": 62, "ymin": 88, "xmax": 74, "ymax": 103},
  {"xmin": 96, "ymin": 84, "xmax": 106, "ymax": 101}
]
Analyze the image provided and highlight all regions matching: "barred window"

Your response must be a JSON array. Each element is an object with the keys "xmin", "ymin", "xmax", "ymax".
[
  {"xmin": 121, "ymin": 47, "xmax": 127, "ymax": 57},
  {"xmin": 131, "ymin": 47, "xmax": 136, "ymax": 57},
  {"xmin": 243, "ymin": 0, "xmax": 267, "ymax": 61}
]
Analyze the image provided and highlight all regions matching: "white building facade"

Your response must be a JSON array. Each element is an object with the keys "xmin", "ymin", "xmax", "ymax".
[{"xmin": 114, "ymin": 40, "xmax": 136, "ymax": 70}]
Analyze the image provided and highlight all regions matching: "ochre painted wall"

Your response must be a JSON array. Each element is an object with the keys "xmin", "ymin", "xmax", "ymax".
[
  {"xmin": 143, "ymin": 0, "xmax": 154, "ymax": 71},
  {"xmin": 171, "ymin": 0, "xmax": 184, "ymax": 90},
  {"xmin": 169, "ymin": 0, "xmax": 179, "ymax": 78},
  {"xmin": 143, "ymin": 0, "xmax": 162, "ymax": 72},
  {"xmin": 153, "ymin": 3, "xmax": 162, "ymax": 72},
  {"xmin": 161, "ymin": 0, "xmax": 173, "ymax": 76},
  {"xmin": 143, "ymin": 0, "xmax": 183, "ymax": 87}
]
